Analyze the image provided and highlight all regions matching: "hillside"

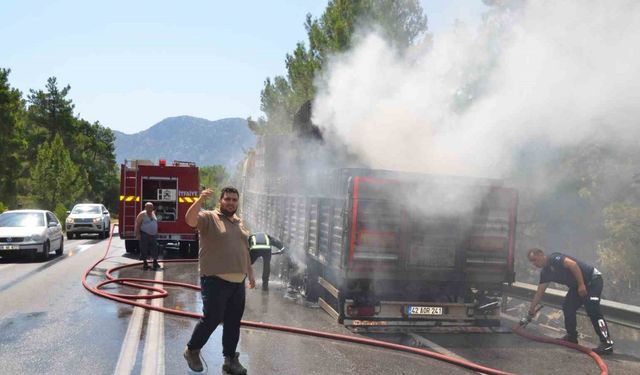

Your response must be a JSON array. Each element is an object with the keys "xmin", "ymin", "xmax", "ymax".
[{"xmin": 114, "ymin": 116, "xmax": 255, "ymax": 169}]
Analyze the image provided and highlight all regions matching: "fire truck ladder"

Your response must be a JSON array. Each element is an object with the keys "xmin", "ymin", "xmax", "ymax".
[{"xmin": 122, "ymin": 164, "xmax": 139, "ymax": 238}]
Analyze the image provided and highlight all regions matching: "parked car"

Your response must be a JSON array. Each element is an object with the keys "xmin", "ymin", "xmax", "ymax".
[
  {"xmin": 0, "ymin": 209, "xmax": 64, "ymax": 261},
  {"xmin": 66, "ymin": 204, "xmax": 111, "ymax": 239}
]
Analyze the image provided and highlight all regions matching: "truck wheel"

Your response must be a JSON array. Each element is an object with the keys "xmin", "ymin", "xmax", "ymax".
[
  {"xmin": 179, "ymin": 242, "xmax": 189, "ymax": 258},
  {"xmin": 303, "ymin": 259, "xmax": 320, "ymax": 302},
  {"xmin": 125, "ymin": 240, "xmax": 139, "ymax": 253},
  {"xmin": 67, "ymin": 233, "xmax": 74, "ymax": 240},
  {"xmin": 190, "ymin": 240, "xmax": 199, "ymax": 258}
]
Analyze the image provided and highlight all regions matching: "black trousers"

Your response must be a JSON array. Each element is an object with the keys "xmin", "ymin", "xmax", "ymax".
[
  {"xmin": 187, "ymin": 276, "xmax": 246, "ymax": 356},
  {"xmin": 563, "ymin": 275, "xmax": 613, "ymax": 344},
  {"xmin": 250, "ymin": 249, "xmax": 271, "ymax": 285},
  {"xmin": 139, "ymin": 232, "xmax": 158, "ymax": 262}
]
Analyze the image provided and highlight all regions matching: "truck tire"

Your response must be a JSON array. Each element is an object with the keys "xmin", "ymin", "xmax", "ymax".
[
  {"xmin": 179, "ymin": 241, "xmax": 198, "ymax": 259},
  {"xmin": 179, "ymin": 241, "xmax": 190, "ymax": 258},
  {"xmin": 190, "ymin": 240, "xmax": 199, "ymax": 258},
  {"xmin": 125, "ymin": 240, "xmax": 139, "ymax": 253},
  {"xmin": 303, "ymin": 259, "xmax": 321, "ymax": 302}
]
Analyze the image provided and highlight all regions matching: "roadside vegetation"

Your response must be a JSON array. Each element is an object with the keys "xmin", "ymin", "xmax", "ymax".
[
  {"xmin": 0, "ymin": 69, "xmax": 119, "ymax": 221},
  {"xmin": 247, "ymin": 0, "xmax": 640, "ymax": 304}
]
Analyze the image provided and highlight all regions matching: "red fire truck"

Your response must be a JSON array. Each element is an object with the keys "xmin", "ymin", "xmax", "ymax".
[{"xmin": 118, "ymin": 159, "xmax": 200, "ymax": 257}]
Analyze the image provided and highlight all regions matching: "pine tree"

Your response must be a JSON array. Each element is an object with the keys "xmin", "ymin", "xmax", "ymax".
[{"xmin": 31, "ymin": 134, "xmax": 86, "ymax": 210}]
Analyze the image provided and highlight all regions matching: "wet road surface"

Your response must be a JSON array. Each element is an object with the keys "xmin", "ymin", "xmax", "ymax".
[{"xmin": 1, "ymin": 235, "xmax": 639, "ymax": 374}]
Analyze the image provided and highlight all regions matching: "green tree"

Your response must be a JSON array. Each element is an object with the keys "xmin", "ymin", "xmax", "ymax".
[
  {"xmin": 31, "ymin": 134, "xmax": 86, "ymax": 210},
  {"xmin": 306, "ymin": 0, "xmax": 427, "ymax": 60},
  {"xmin": 23, "ymin": 77, "xmax": 119, "ymax": 210},
  {"xmin": 73, "ymin": 119, "xmax": 119, "ymax": 208},
  {"xmin": 0, "ymin": 68, "xmax": 26, "ymax": 208},
  {"xmin": 199, "ymin": 165, "xmax": 229, "ymax": 203},
  {"xmin": 26, "ymin": 77, "xmax": 76, "ymax": 151},
  {"xmin": 598, "ymin": 202, "xmax": 640, "ymax": 302},
  {"xmin": 255, "ymin": 0, "xmax": 428, "ymax": 135}
]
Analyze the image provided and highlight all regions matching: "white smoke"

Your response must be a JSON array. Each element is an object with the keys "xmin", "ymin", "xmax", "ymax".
[{"xmin": 313, "ymin": 1, "xmax": 640, "ymax": 179}]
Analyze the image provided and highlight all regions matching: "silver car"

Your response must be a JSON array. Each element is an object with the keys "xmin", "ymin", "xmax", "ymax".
[
  {"xmin": 66, "ymin": 204, "xmax": 111, "ymax": 239},
  {"xmin": 0, "ymin": 210, "xmax": 64, "ymax": 261}
]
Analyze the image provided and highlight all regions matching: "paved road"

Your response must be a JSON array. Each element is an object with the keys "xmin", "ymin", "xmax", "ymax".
[{"xmin": 1, "ymin": 235, "xmax": 639, "ymax": 374}]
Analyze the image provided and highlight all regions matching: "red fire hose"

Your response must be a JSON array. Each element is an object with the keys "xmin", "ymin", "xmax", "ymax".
[
  {"xmin": 511, "ymin": 324, "xmax": 608, "ymax": 375},
  {"xmin": 82, "ymin": 226, "xmax": 606, "ymax": 375}
]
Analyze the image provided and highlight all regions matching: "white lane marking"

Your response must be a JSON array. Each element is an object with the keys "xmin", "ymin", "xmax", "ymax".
[
  {"xmin": 141, "ymin": 270, "xmax": 166, "ymax": 375},
  {"xmin": 408, "ymin": 332, "xmax": 471, "ymax": 362},
  {"xmin": 114, "ymin": 289, "xmax": 148, "ymax": 375}
]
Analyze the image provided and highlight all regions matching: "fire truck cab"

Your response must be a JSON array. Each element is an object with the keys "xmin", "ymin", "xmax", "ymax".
[{"xmin": 118, "ymin": 159, "xmax": 200, "ymax": 257}]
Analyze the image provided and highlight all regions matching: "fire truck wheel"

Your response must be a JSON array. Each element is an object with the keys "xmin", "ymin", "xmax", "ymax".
[
  {"xmin": 179, "ymin": 242, "xmax": 189, "ymax": 258},
  {"xmin": 124, "ymin": 240, "xmax": 139, "ymax": 253}
]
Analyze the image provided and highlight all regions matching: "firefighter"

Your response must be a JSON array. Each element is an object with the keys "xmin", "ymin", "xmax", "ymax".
[
  {"xmin": 248, "ymin": 232, "xmax": 286, "ymax": 291},
  {"xmin": 523, "ymin": 248, "xmax": 614, "ymax": 354}
]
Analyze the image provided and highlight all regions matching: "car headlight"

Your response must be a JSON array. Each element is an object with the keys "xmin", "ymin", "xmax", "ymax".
[
  {"xmin": 66, "ymin": 217, "xmax": 74, "ymax": 224},
  {"xmin": 30, "ymin": 234, "xmax": 45, "ymax": 242},
  {"xmin": 93, "ymin": 217, "xmax": 101, "ymax": 224}
]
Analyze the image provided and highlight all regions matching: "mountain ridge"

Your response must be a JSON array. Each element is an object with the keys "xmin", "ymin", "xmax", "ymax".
[{"xmin": 114, "ymin": 116, "xmax": 255, "ymax": 169}]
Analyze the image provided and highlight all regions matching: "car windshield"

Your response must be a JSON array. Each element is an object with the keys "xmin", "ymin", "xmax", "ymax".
[
  {"xmin": 72, "ymin": 205, "xmax": 101, "ymax": 214},
  {"xmin": 0, "ymin": 212, "xmax": 45, "ymax": 227}
]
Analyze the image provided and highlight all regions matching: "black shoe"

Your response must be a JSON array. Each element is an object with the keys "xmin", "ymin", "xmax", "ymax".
[
  {"xmin": 142, "ymin": 262, "xmax": 150, "ymax": 270},
  {"xmin": 183, "ymin": 346, "xmax": 203, "ymax": 372},
  {"xmin": 152, "ymin": 262, "xmax": 163, "ymax": 271},
  {"xmin": 558, "ymin": 334, "xmax": 578, "ymax": 344},
  {"xmin": 223, "ymin": 352, "xmax": 247, "ymax": 375},
  {"xmin": 593, "ymin": 342, "xmax": 613, "ymax": 355}
]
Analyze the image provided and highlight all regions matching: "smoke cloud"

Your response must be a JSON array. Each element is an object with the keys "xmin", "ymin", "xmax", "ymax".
[{"xmin": 313, "ymin": 1, "xmax": 640, "ymax": 180}]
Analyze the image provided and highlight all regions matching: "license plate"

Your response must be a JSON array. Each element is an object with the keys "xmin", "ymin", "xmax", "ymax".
[
  {"xmin": 407, "ymin": 306, "xmax": 443, "ymax": 316},
  {"xmin": 1, "ymin": 245, "xmax": 20, "ymax": 250}
]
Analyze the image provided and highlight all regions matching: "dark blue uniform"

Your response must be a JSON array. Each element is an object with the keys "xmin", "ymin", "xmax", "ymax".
[{"xmin": 539, "ymin": 252, "xmax": 612, "ymax": 346}]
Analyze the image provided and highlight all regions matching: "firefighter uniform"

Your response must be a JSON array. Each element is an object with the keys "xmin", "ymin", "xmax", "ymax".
[
  {"xmin": 249, "ymin": 232, "xmax": 285, "ymax": 290},
  {"xmin": 540, "ymin": 252, "xmax": 614, "ymax": 353}
]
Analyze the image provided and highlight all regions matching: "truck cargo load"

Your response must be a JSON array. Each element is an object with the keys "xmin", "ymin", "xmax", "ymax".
[{"xmin": 242, "ymin": 135, "xmax": 518, "ymax": 328}]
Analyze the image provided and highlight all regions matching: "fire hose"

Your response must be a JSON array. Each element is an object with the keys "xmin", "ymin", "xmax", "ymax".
[
  {"xmin": 511, "ymin": 324, "xmax": 608, "ymax": 375},
  {"xmin": 82, "ymin": 226, "xmax": 606, "ymax": 375}
]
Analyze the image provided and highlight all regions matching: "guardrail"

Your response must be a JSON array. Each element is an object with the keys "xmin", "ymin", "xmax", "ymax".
[{"xmin": 503, "ymin": 281, "xmax": 640, "ymax": 330}]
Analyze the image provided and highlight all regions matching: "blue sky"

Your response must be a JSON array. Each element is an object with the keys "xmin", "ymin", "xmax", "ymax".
[{"xmin": 0, "ymin": 0, "xmax": 487, "ymax": 134}]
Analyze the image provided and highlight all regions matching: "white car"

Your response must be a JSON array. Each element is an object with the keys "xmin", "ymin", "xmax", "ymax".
[
  {"xmin": 66, "ymin": 204, "xmax": 111, "ymax": 239},
  {"xmin": 0, "ymin": 209, "xmax": 64, "ymax": 261}
]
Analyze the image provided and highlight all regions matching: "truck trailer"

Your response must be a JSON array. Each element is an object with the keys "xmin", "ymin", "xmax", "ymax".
[
  {"xmin": 242, "ymin": 136, "xmax": 518, "ymax": 328},
  {"xmin": 118, "ymin": 159, "xmax": 200, "ymax": 257}
]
